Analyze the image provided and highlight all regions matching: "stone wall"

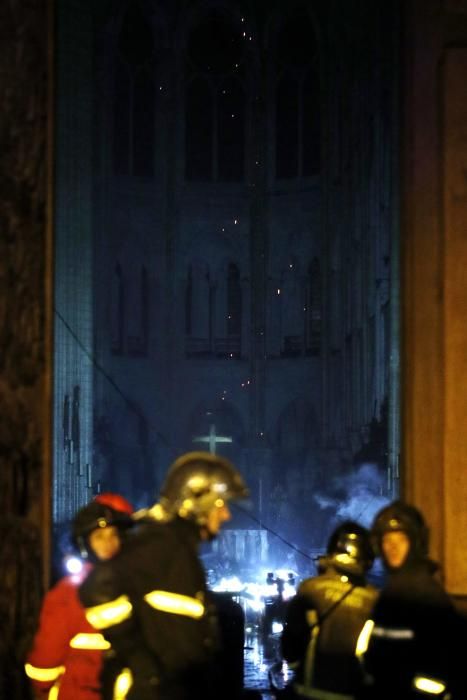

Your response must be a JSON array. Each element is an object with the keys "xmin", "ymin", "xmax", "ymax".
[
  {"xmin": 0, "ymin": 0, "xmax": 52, "ymax": 696},
  {"xmin": 401, "ymin": 0, "xmax": 467, "ymax": 596},
  {"xmin": 0, "ymin": 0, "xmax": 51, "ymax": 528}
]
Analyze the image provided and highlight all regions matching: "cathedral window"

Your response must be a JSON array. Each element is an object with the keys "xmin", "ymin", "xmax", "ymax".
[
  {"xmin": 185, "ymin": 78, "xmax": 214, "ymax": 181},
  {"xmin": 185, "ymin": 11, "xmax": 245, "ymax": 182},
  {"xmin": 218, "ymin": 78, "xmax": 245, "ymax": 182},
  {"xmin": 113, "ymin": 5, "xmax": 155, "ymax": 177},
  {"xmin": 275, "ymin": 11, "xmax": 321, "ymax": 179},
  {"xmin": 185, "ymin": 263, "xmax": 212, "ymax": 357}
]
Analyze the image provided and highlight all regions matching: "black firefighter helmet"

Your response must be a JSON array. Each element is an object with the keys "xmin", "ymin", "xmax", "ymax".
[
  {"xmin": 156, "ymin": 451, "xmax": 249, "ymax": 527},
  {"xmin": 371, "ymin": 500, "xmax": 429, "ymax": 559},
  {"xmin": 72, "ymin": 500, "xmax": 132, "ymax": 560},
  {"xmin": 324, "ymin": 520, "xmax": 375, "ymax": 577}
]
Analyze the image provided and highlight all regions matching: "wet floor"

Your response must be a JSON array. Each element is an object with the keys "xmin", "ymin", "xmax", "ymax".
[{"xmin": 243, "ymin": 628, "xmax": 291, "ymax": 699}]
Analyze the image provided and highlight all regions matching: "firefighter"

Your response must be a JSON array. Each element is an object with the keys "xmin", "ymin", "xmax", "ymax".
[
  {"xmin": 360, "ymin": 500, "xmax": 467, "ymax": 699},
  {"xmin": 25, "ymin": 493, "xmax": 133, "ymax": 700},
  {"xmin": 78, "ymin": 451, "xmax": 249, "ymax": 700},
  {"xmin": 280, "ymin": 521, "xmax": 378, "ymax": 700}
]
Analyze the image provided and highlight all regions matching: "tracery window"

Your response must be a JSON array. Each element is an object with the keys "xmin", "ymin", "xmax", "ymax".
[
  {"xmin": 275, "ymin": 11, "xmax": 321, "ymax": 179},
  {"xmin": 185, "ymin": 11, "xmax": 245, "ymax": 182},
  {"xmin": 114, "ymin": 5, "xmax": 155, "ymax": 177}
]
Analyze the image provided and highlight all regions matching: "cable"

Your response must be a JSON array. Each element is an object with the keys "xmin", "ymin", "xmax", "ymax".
[
  {"xmin": 55, "ymin": 307, "xmax": 322, "ymax": 564},
  {"xmin": 54, "ymin": 307, "xmax": 168, "ymax": 446},
  {"xmin": 232, "ymin": 503, "xmax": 317, "ymax": 563}
]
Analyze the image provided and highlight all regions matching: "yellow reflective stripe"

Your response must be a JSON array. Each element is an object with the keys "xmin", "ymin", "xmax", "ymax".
[
  {"xmin": 70, "ymin": 632, "xmax": 111, "ymax": 650},
  {"xmin": 24, "ymin": 663, "xmax": 65, "ymax": 682},
  {"xmin": 85, "ymin": 595, "xmax": 133, "ymax": 629},
  {"xmin": 113, "ymin": 668, "xmax": 133, "ymax": 700},
  {"xmin": 144, "ymin": 590, "xmax": 205, "ymax": 619},
  {"xmin": 412, "ymin": 676, "xmax": 447, "ymax": 695},
  {"xmin": 48, "ymin": 682, "xmax": 60, "ymax": 700},
  {"xmin": 293, "ymin": 683, "xmax": 353, "ymax": 700},
  {"xmin": 355, "ymin": 619, "xmax": 375, "ymax": 657}
]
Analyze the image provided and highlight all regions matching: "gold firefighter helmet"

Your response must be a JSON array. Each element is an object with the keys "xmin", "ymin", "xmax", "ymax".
[{"xmin": 155, "ymin": 451, "xmax": 249, "ymax": 526}]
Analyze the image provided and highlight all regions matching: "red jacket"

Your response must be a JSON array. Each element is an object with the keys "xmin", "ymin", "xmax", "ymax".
[{"xmin": 26, "ymin": 566, "xmax": 107, "ymax": 700}]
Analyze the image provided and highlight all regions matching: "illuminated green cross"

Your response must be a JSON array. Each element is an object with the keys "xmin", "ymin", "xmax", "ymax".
[{"xmin": 193, "ymin": 424, "xmax": 232, "ymax": 454}]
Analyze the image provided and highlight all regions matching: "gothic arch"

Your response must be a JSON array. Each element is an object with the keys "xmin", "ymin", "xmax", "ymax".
[
  {"xmin": 184, "ymin": 259, "xmax": 212, "ymax": 354},
  {"xmin": 275, "ymin": 397, "xmax": 316, "ymax": 459},
  {"xmin": 264, "ymin": 2, "xmax": 324, "ymax": 69},
  {"xmin": 177, "ymin": 0, "xmax": 251, "ymax": 52},
  {"xmin": 271, "ymin": 398, "xmax": 317, "ymax": 495}
]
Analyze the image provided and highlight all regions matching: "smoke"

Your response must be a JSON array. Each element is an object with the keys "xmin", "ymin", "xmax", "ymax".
[{"xmin": 313, "ymin": 462, "xmax": 390, "ymax": 530}]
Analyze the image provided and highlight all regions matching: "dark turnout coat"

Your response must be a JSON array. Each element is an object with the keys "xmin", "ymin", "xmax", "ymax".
[
  {"xmin": 79, "ymin": 516, "xmax": 220, "ymax": 700},
  {"xmin": 361, "ymin": 559, "xmax": 467, "ymax": 700},
  {"xmin": 281, "ymin": 561, "xmax": 378, "ymax": 700}
]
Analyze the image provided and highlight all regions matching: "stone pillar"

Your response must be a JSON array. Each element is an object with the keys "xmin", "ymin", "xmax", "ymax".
[
  {"xmin": 0, "ymin": 0, "xmax": 53, "ymax": 557},
  {"xmin": 441, "ymin": 48, "xmax": 467, "ymax": 594},
  {"xmin": 0, "ymin": 0, "xmax": 53, "ymax": 694},
  {"xmin": 401, "ymin": 0, "xmax": 467, "ymax": 596},
  {"xmin": 53, "ymin": 0, "xmax": 94, "ymax": 522}
]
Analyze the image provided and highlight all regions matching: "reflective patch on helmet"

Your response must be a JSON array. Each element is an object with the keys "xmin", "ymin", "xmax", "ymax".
[
  {"xmin": 85, "ymin": 595, "xmax": 133, "ymax": 629},
  {"xmin": 69, "ymin": 632, "xmax": 111, "ymax": 650},
  {"xmin": 355, "ymin": 619, "xmax": 375, "ymax": 657},
  {"xmin": 144, "ymin": 590, "xmax": 205, "ymax": 619},
  {"xmin": 113, "ymin": 668, "xmax": 133, "ymax": 700},
  {"xmin": 412, "ymin": 676, "xmax": 447, "ymax": 695},
  {"xmin": 389, "ymin": 517, "xmax": 402, "ymax": 528},
  {"xmin": 213, "ymin": 482, "xmax": 228, "ymax": 493},
  {"xmin": 143, "ymin": 503, "xmax": 167, "ymax": 521},
  {"xmin": 372, "ymin": 625, "xmax": 414, "ymax": 639},
  {"xmin": 24, "ymin": 663, "xmax": 65, "ymax": 682}
]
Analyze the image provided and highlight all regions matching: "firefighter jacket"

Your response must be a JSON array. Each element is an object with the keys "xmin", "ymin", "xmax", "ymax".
[
  {"xmin": 78, "ymin": 516, "xmax": 220, "ymax": 700},
  {"xmin": 361, "ymin": 559, "xmax": 467, "ymax": 700},
  {"xmin": 281, "ymin": 562, "xmax": 378, "ymax": 700},
  {"xmin": 25, "ymin": 565, "xmax": 109, "ymax": 700}
]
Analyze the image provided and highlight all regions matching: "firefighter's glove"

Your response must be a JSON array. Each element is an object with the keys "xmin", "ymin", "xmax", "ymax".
[{"xmin": 126, "ymin": 675, "xmax": 160, "ymax": 700}]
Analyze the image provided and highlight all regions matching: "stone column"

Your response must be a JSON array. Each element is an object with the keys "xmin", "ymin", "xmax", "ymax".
[
  {"xmin": 53, "ymin": 0, "xmax": 94, "ymax": 522},
  {"xmin": 0, "ymin": 0, "xmax": 53, "ymax": 693},
  {"xmin": 401, "ymin": 0, "xmax": 467, "ymax": 597}
]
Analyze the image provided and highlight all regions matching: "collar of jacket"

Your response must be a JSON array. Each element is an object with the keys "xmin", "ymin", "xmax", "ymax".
[{"xmin": 172, "ymin": 515, "xmax": 202, "ymax": 549}]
